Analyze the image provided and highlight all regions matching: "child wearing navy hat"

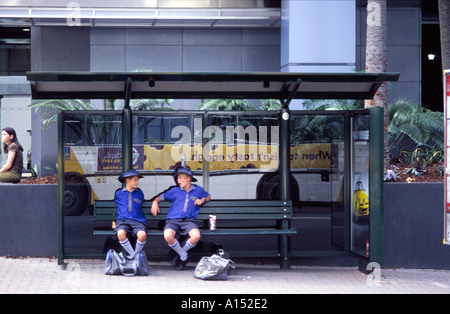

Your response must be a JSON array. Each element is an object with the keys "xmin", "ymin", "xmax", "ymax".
[
  {"xmin": 151, "ymin": 168, "xmax": 210, "ymax": 270},
  {"xmin": 113, "ymin": 170, "xmax": 147, "ymax": 257}
]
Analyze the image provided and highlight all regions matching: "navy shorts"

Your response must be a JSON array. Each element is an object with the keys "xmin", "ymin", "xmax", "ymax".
[
  {"xmin": 164, "ymin": 219, "xmax": 199, "ymax": 236},
  {"xmin": 115, "ymin": 219, "xmax": 147, "ymax": 236}
]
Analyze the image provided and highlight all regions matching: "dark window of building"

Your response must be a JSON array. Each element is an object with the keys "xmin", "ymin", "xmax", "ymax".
[
  {"xmin": 422, "ymin": 23, "xmax": 443, "ymax": 112},
  {"xmin": 421, "ymin": 0, "xmax": 443, "ymax": 112},
  {"xmin": 0, "ymin": 27, "xmax": 31, "ymax": 76}
]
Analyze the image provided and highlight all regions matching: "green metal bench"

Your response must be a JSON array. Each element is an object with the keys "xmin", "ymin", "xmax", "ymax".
[{"xmin": 94, "ymin": 199, "xmax": 296, "ymax": 269}]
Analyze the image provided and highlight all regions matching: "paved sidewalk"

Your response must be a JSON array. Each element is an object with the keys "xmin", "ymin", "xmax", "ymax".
[{"xmin": 0, "ymin": 257, "xmax": 449, "ymax": 294}]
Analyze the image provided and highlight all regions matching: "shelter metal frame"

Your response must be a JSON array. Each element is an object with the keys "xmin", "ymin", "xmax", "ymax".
[{"xmin": 26, "ymin": 71, "xmax": 399, "ymax": 266}]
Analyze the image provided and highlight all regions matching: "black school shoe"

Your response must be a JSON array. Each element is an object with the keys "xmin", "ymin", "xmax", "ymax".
[
  {"xmin": 175, "ymin": 257, "xmax": 188, "ymax": 271},
  {"xmin": 171, "ymin": 254, "xmax": 180, "ymax": 268}
]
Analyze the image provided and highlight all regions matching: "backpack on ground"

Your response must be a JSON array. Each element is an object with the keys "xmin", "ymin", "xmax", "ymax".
[{"xmin": 103, "ymin": 249, "xmax": 149, "ymax": 277}]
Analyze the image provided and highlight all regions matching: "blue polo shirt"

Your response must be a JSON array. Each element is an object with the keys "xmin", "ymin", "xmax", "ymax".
[
  {"xmin": 160, "ymin": 185, "xmax": 210, "ymax": 220},
  {"xmin": 114, "ymin": 188, "xmax": 146, "ymax": 224}
]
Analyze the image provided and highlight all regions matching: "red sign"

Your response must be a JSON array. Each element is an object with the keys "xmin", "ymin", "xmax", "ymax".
[
  {"xmin": 365, "ymin": 241, "xmax": 370, "ymax": 258},
  {"xmin": 445, "ymin": 71, "xmax": 450, "ymax": 244},
  {"xmin": 447, "ymin": 74, "xmax": 450, "ymax": 98}
]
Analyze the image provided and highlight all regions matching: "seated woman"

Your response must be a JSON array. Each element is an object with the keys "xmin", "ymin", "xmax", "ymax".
[{"xmin": 0, "ymin": 127, "xmax": 23, "ymax": 183}]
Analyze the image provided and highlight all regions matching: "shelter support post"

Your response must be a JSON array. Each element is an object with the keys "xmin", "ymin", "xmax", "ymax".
[
  {"xmin": 57, "ymin": 110, "xmax": 65, "ymax": 265},
  {"xmin": 369, "ymin": 107, "xmax": 384, "ymax": 266},
  {"xmin": 278, "ymin": 78, "xmax": 301, "ymax": 269},
  {"xmin": 122, "ymin": 78, "xmax": 133, "ymax": 174},
  {"xmin": 278, "ymin": 105, "xmax": 291, "ymax": 269}
]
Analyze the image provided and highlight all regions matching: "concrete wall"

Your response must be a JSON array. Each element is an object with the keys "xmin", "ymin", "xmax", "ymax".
[
  {"xmin": 384, "ymin": 183, "xmax": 449, "ymax": 269},
  {"xmin": 0, "ymin": 184, "xmax": 57, "ymax": 257},
  {"xmin": 90, "ymin": 27, "xmax": 280, "ymax": 110},
  {"xmin": 30, "ymin": 26, "xmax": 90, "ymax": 176},
  {"xmin": 90, "ymin": 28, "xmax": 280, "ymax": 72}
]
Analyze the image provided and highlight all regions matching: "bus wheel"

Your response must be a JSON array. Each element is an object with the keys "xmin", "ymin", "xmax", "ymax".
[
  {"xmin": 64, "ymin": 183, "xmax": 90, "ymax": 216},
  {"xmin": 256, "ymin": 171, "xmax": 299, "ymax": 205}
]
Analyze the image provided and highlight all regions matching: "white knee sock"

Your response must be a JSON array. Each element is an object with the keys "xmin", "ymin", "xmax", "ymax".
[
  {"xmin": 120, "ymin": 239, "xmax": 135, "ymax": 256},
  {"xmin": 135, "ymin": 240, "xmax": 146, "ymax": 254},
  {"xmin": 169, "ymin": 240, "xmax": 188, "ymax": 261},
  {"xmin": 183, "ymin": 239, "xmax": 196, "ymax": 252}
]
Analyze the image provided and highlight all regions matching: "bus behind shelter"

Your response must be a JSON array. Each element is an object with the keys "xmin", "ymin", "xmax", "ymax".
[{"xmin": 27, "ymin": 71, "xmax": 399, "ymax": 266}]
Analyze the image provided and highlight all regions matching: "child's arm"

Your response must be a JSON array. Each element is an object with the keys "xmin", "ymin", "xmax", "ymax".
[
  {"xmin": 151, "ymin": 196, "xmax": 161, "ymax": 216},
  {"xmin": 113, "ymin": 189, "xmax": 120, "ymax": 229},
  {"xmin": 194, "ymin": 195, "xmax": 211, "ymax": 206}
]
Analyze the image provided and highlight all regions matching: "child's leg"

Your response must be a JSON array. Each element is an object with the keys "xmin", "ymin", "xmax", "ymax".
[
  {"xmin": 135, "ymin": 230, "xmax": 147, "ymax": 254},
  {"xmin": 164, "ymin": 228, "xmax": 188, "ymax": 261},
  {"xmin": 117, "ymin": 229, "xmax": 135, "ymax": 256},
  {"xmin": 183, "ymin": 228, "xmax": 201, "ymax": 252}
]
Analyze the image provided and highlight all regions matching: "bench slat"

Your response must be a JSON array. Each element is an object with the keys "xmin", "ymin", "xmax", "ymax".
[
  {"xmin": 95, "ymin": 207, "xmax": 290, "ymax": 214},
  {"xmin": 96, "ymin": 200, "xmax": 291, "ymax": 206},
  {"xmin": 95, "ymin": 214, "xmax": 292, "ymax": 221},
  {"xmin": 93, "ymin": 199, "xmax": 296, "ymax": 232},
  {"xmin": 94, "ymin": 228, "xmax": 297, "ymax": 236}
]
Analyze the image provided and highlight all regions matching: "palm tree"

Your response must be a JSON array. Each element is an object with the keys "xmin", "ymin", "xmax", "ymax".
[
  {"xmin": 439, "ymin": 0, "xmax": 450, "ymax": 70},
  {"xmin": 259, "ymin": 99, "xmax": 282, "ymax": 111},
  {"xmin": 197, "ymin": 99, "xmax": 283, "ymax": 111},
  {"xmin": 197, "ymin": 99, "xmax": 256, "ymax": 111},
  {"xmin": 302, "ymin": 99, "xmax": 363, "ymax": 111},
  {"xmin": 106, "ymin": 98, "xmax": 173, "ymax": 110},
  {"xmin": 364, "ymin": 0, "xmax": 389, "ymax": 168},
  {"xmin": 388, "ymin": 99, "xmax": 444, "ymax": 160},
  {"xmin": 28, "ymin": 99, "xmax": 94, "ymax": 128}
]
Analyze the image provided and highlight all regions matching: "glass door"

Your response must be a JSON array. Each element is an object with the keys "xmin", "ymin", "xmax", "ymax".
[
  {"xmin": 290, "ymin": 111, "xmax": 347, "ymax": 255},
  {"xmin": 350, "ymin": 112, "xmax": 371, "ymax": 259},
  {"xmin": 349, "ymin": 108, "xmax": 384, "ymax": 265}
]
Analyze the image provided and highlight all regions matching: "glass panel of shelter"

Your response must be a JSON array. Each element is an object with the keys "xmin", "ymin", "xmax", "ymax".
[
  {"xmin": 63, "ymin": 111, "xmax": 123, "ymax": 256},
  {"xmin": 60, "ymin": 109, "xmax": 374, "ymax": 258},
  {"xmin": 132, "ymin": 112, "xmax": 205, "ymax": 199},
  {"xmin": 204, "ymin": 112, "xmax": 280, "ymax": 201},
  {"xmin": 289, "ymin": 112, "xmax": 347, "ymax": 254},
  {"xmin": 132, "ymin": 111, "xmax": 280, "ymax": 201}
]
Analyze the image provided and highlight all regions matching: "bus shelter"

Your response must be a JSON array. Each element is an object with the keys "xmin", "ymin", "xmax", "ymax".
[{"xmin": 27, "ymin": 72, "xmax": 399, "ymax": 267}]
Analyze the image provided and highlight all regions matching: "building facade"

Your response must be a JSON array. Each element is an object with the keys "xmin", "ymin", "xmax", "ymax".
[{"xmin": 0, "ymin": 0, "xmax": 439, "ymax": 174}]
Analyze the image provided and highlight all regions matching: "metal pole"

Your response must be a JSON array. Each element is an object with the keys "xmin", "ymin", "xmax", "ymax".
[
  {"xmin": 278, "ymin": 103, "xmax": 291, "ymax": 269},
  {"xmin": 277, "ymin": 78, "xmax": 301, "ymax": 269},
  {"xmin": 202, "ymin": 112, "xmax": 210, "ymax": 192},
  {"xmin": 57, "ymin": 109, "xmax": 65, "ymax": 265},
  {"xmin": 122, "ymin": 78, "xmax": 133, "ymax": 174},
  {"xmin": 279, "ymin": 78, "xmax": 300, "ymax": 202},
  {"xmin": 279, "ymin": 105, "xmax": 291, "ymax": 202},
  {"xmin": 369, "ymin": 107, "xmax": 384, "ymax": 266}
]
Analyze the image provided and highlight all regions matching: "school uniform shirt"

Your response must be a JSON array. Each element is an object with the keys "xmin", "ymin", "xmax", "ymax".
[
  {"xmin": 160, "ymin": 185, "xmax": 210, "ymax": 220},
  {"xmin": 114, "ymin": 188, "xmax": 146, "ymax": 223}
]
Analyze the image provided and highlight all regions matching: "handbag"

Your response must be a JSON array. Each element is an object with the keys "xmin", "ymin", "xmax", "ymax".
[
  {"xmin": 194, "ymin": 254, "xmax": 236, "ymax": 280},
  {"xmin": 103, "ymin": 249, "xmax": 149, "ymax": 276}
]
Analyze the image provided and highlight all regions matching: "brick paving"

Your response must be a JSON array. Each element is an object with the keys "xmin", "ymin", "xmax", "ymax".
[{"xmin": 0, "ymin": 257, "xmax": 449, "ymax": 294}]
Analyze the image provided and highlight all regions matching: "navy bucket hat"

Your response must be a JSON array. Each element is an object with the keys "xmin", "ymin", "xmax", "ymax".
[
  {"xmin": 118, "ymin": 170, "xmax": 144, "ymax": 183},
  {"xmin": 173, "ymin": 167, "xmax": 197, "ymax": 182}
]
